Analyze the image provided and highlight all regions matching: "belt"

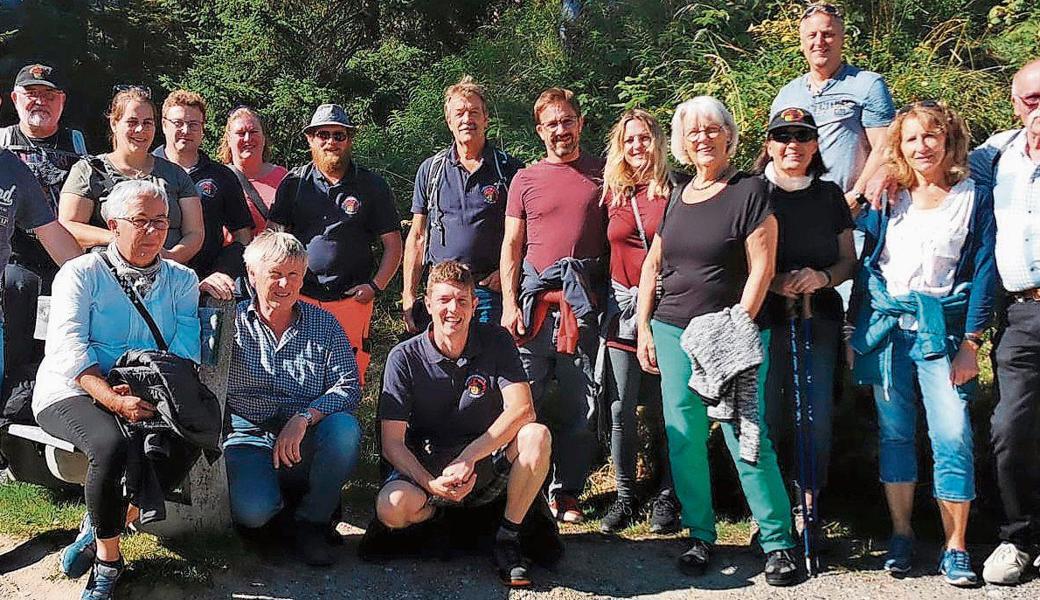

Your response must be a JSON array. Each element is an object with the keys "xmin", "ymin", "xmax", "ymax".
[{"xmin": 1010, "ymin": 288, "xmax": 1040, "ymax": 303}]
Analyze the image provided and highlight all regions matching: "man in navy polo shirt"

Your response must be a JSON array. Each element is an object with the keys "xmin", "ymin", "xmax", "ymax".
[
  {"xmin": 154, "ymin": 90, "xmax": 254, "ymax": 282},
  {"xmin": 374, "ymin": 260, "xmax": 555, "ymax": 587},
  {"xmin": 267, "ymin": 104, "xmax": 403, "ymax": 383},
  {"xmin": 401, "ymin": 76, "xmax": 523, "ymax": 334}
]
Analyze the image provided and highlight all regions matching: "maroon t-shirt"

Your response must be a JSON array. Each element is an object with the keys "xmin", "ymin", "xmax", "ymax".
[
  {"xmin": 606, "ymin": 185, "xmax": 666, "ymax": 288},
  {"xmin": 505, "ymin": 154, "xmax": 607, "ymax": 272}
]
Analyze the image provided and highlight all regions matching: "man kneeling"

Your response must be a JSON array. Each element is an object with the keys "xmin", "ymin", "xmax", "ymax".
[
  {"xmin": 376, "ymin": 260, "xmax": 553, "ymax": 587},
  {"xmin": 224, "ymin": 231, "xmax": 362, "ymax": 566}
]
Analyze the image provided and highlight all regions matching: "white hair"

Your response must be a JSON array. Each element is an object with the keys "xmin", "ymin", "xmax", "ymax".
[
  {"xmin": 670, "ymin": 96, "xmax": 739, "ymax": 165},
  {"xmin": 104, "ymin": 179, "xmax": 168, "ymax": 220},
  {"xmin": 243, "ymin": 230, "xmax": 308, "ymax": 271}
]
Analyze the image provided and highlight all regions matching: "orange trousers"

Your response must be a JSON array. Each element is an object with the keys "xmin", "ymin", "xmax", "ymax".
[{"xmin": 300, "ymin": 295, "xmax": 374, "ymax": 386}]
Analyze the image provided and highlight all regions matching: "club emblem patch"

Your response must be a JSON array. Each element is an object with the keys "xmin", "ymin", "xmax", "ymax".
[
  {"xmin": 196, "ymin": 179, "xmax": 217, "ymax": 198},
  {"xmin": 341, "ymin": 195, "xmax": 361, "ymax": 215},
  {"xmin": 29, "ymin": 64, "xmax": 49, "ymax": 80},
  {"xmin": 465, "ymin": 374, "xmax": 488, "ymax": 398},
  {"xmin": 780, "ymin": 107, "xmax": 806, "ymax": 122},
  {"xmin": 481, "ymin": 184, "xmax": 499, "ymax": 205}
]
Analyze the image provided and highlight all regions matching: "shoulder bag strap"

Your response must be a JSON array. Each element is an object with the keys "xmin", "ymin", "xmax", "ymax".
[
  {"xmin": 99, "ymin": 253, "xmax": 169, "ymax": 352},
  {"xmin": 627, "ymin": 188, "xmax": 649, "ymax": 251},
  {"xmin": 228, "ymin": 164, "xmax": 270, "ymax": 220}
]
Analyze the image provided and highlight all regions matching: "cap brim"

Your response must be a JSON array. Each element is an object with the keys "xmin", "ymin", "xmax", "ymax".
[
  {"xmin": 302, "ymin": 121, "xmax": 357, "ymax": 134},
  {"xmin": 767, "ymin": 122, "xmax": 817, "ymax": 132},
  {"xmin": 17, "ymin": 80, "xmax": 59, "ymax": 90}
]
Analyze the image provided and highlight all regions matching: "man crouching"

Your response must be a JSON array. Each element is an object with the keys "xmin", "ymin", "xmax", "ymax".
[{"xmin": 375, "ymin": 260, "xmax": 554, "ymax": 587}]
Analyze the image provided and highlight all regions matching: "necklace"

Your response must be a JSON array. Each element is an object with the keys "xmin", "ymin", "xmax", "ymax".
[{"xmin": 690, "ymin": 166, "xmax": 735, "ymax": 191}]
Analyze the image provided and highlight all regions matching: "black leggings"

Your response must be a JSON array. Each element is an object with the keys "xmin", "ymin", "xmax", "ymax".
[{"xmin": 36, "ymin": 396, "xmax": 195, "ymax": 539}]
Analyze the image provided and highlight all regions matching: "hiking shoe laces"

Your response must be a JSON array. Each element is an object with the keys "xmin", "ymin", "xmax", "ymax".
[
  {"xmin": 600, "ymin": 498, "xmax": 637, "ymax": 533},
  {"xmin": 61, "ymin": 512, "xmax": 96, "ymax": 579},
  {"xmin": 983, "ymin": 542, "xmax": 1029, "ymax": 585},
  {"xmin": 81, "ymin": 558, "xmax": 124, "ymax": 600},
  {"xmin": 649, "ymin": 493, "xmax": 681, "ymax": 534},
  {"xmin": 939, "ymin": 548, "xmax": 978, "ymax": 587},
  {"xmin": 764, "ymin": 548, "xmax": 798, "ymax": 586}
]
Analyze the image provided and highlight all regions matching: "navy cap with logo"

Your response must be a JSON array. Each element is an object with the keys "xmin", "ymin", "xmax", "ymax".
[
  {"xmin": 14, "ymin": 63, "xmax": 67, "ymax": 90},
  {"xmin": 303, "ymin": 104, "xmax": 356, "ymax": 134},
  {"xmin": 767, "ymin": 107, "xmax": 818, "ymax": 133}
]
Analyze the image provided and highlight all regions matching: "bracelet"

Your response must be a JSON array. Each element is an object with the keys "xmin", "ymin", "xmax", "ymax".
[
  {"xmin": 963, "ymin": 333, "xmax": 983, "ymax": 350},
  {"xmin": 368, "ymin": 279, "xmax": 384, "ymax": 293}
]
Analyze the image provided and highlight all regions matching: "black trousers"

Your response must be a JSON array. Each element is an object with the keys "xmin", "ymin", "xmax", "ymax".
[{"xmin": 992, "ymin": 299, "xmax": 1040, "ymax": 546}]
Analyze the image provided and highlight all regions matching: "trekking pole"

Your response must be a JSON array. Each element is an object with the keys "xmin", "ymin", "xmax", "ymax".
[
  {"xmin": 799, "ymin": 293, "xmax": 819, "ymax": 576},
  {"xmin": 787, "ymin": 296, "xmax": 813, "ymax": 577}
]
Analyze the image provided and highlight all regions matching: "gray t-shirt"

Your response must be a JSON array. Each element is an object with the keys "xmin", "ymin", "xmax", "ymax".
[
  {"xmin": 0, "ymin": 149, "xmax": 59, "ymax": 316},
  {"xmin": 61, "ymin": 154, "xmax": 197, "ymax": 249}
]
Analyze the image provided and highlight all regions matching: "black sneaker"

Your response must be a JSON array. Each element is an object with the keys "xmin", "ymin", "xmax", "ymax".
[
  {"xmin": 678, "ymin": 539, "xmax": 712, "ymax": 576},
  {"xmin": 295, "ymin": 520, "xmax": 336, "ymax": 567},
  {"xmin": 649, "ymin": 492, "xmax": 681, "ymax": 534},
  {"xmin": 493, "ymin": 536, "xmax": 532, "ymax": 587},
  {"xmin": 600, "ymin": 498, "xmax": 637, "ymax": 534},
  {"xmin": 764, "ymin": 548, "xmax": 798, "ymax": 586}
]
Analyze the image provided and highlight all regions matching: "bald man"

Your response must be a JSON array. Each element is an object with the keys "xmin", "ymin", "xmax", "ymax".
[{"xmin": 969, "ymin": 59, "xmax": 1040, "ymax": 586}]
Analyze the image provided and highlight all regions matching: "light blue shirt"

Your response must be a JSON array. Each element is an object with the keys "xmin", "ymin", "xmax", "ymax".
[
  {"xmin": 771, "ymin": 64, "xmax": 896, "ymax": 193},
  {"xmin": 32, "ymin": 253, "xmax": 201, "ymax": 415}
]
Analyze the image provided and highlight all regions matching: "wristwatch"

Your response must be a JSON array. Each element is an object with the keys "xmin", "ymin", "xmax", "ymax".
[
  {"xmin": 963, "ymin": 333, "xmax": 983, "ymax": 351},
  {"xmin": 296, "ymin": 410, "xmax": 314, "ymax": 426}
]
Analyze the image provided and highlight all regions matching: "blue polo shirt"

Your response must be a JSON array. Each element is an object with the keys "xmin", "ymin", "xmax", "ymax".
[
  {"xmin": 268, "ymin": 161, "xmax": 400, "ymax": 300},
  {"xmin": 378, "ymin": 322, "xmax": 528, "ymax": 456},
  {"xmin": 771, "ymin": 64, "xmax": 895, "ymax": 193},
  {"xmin": 411, "ymin": 144, "xmax": 523, "ymax": 280}
]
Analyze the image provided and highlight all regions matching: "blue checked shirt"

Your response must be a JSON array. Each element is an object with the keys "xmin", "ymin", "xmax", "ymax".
[{"xmin": 227, "ymin": 300, "xmax": 360, "ymax": 433}]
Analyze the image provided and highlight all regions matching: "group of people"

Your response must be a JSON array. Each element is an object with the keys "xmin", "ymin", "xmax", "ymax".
[{"xmin": 0, "ymin": 3, "xmax": 1038, "ymax": 599}]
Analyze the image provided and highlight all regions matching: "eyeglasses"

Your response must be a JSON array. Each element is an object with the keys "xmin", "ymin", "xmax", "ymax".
[
  {"xmin": 538, "ymin": 117, "xmax": 579, "ymax": 131},
  {"xmin": 312, "ymin": 130, "xmax": 352, "ymax": 142},
  {"xmin": 15, "ymin": 88, "xmax": 63, "ymax": 102},
  {"xmin": 163, "ymin": 117, "xmax": 204, "ymax": 132},
  {"xmin": 112, "ymin": 84, "xmax": 152, "ymax": 99},
  {"xmin": 1014, "ymin": 94, "xmax": 1040, "ymax": 110},
  {"xmin": 685, "ymin": 126, "xmax": 725, "ymax": 141},
  {"xmin": 117, "ymin": 216, "xmax": 170, "ymax": 231},
  {"xmin": 897, "ymin": 99, "xmax": 942, "ymax": 116},
  {"xmin": 770, "ymin": 129, "xmax": 817, "ymax": 143},
  {"xmin": 801, "ymin": 3, "xmax": 842, "ymax": 20}
]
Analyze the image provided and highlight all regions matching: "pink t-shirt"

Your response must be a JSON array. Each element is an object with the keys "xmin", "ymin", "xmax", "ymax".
[
  {"xmin": 223, "ymin": 164, "xmax": 289, "ymax": 245},
  {"xmin": 505, "ymin": 154, "xmax": 607, "ymax": 272}
]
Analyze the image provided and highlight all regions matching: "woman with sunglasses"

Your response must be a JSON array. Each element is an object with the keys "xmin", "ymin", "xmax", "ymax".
[
  {"xmin": 636, "ymin": 96, "xmax": 798, "ymax": 585},
  {"xmin": 59, "ymin": 87, "xmax": 203, "ymax": 264},
  {"xmin": 598, "ymin": 109, "xmax": 679, "ymax": 535},
  {"xmin": 753, "ymin": 108, "xmax": 857, "ymax": 538},
  {"xmin": 850, "ymin": 101, "xmax": 996, "ymax": 586},
  {"xmin": 217, "ymin": 106, "xmax": 287, "ymax": 232}
]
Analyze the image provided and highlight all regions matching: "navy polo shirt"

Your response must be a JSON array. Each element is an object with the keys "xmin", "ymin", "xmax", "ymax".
[
  {"xmin": 378, "ymin": 322, "xmax": 528, "ymax": 456},
  {"xmin": 411, "ymin": 144, "xmax": 522, "ymax": 280},
  {"xmin": 268, "ymin": 161, "xmax": 400, "ymax": 300},
  {"xmin": 153, "ymin": 148, "xmax": 253, "ymax": 277}
]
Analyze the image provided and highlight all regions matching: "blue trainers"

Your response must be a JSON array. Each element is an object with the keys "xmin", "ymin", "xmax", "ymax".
[
  {"xmin": 61, "ymin": 513, "xmax": 96, "ymax": 579},
  {"xmin": 939, "ymin": 548, "xmax": 978, "ymax": 587},
  {"xmin": 883, "ymin": 534, "xmax": 913, "ymax": 575},
  {"xmin": 81, "ymin": 558, "xmax": 124, "ymax": 600}
]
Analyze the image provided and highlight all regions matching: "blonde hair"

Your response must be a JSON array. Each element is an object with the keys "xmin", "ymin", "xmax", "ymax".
[
  {"xmin": 217, "ymin": 106, "xmax": 271, "ymax": 164},
  {"xmin": 243, "ymin": 230, "xmax": 307, "ymax": 271},
  {"xmin": 886, "ymin": 101, "xmax": 969, "ymax": 189},
  {"xmin": 443, "ymin": 75, "xmax": 487, "ymax": 118},
  {"xmin": 602, "ymin": 109, "xmax": 670, "ymax": 206},
  {"xmin": 162, "ymin": 89, "xmax": 207, "ymax": 120},
  {"xmin": 669, "ymin": 96, "xmax": 739, "ymax": 165},
  {"xmin": 107, "ymin": 89, "xmax": 156, "ymax": 149}
]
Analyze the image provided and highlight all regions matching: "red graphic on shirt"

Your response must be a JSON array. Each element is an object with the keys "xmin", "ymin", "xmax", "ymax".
[
  {"xmin": 465, "ymin": 374, "xmax": 488, "ymax": 398},
  {"xmin": 341, "ymin": 195, "xmax": 361, "ymax": 215},
  {"xmin": 481, "ymin": 185, "xmax": 499, "ymax": 205}
]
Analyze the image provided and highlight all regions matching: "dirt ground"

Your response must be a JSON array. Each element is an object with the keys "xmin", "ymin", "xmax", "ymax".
[{"xmin": 3, "ymin": 525, "xmax": 1040, "ymax": 600}]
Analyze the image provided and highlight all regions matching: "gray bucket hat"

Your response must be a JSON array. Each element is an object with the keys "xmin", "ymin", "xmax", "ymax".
[{"xmin": 303, "ymin": 103, "xmax": 356, "ymax": 134}]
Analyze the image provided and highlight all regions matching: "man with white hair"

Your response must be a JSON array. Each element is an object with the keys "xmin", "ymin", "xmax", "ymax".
[
  {"xmin": 222, "ymin": 230, "xmax": 362, "ymax": 567},
  {"xmin": 969, "ymin": 58, "xmax": 1040, "ymax": 586}
]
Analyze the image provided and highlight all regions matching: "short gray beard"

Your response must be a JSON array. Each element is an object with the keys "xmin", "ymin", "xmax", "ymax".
[{"xmin": 25, "ymin": 110, "xmax": 54, "ymax": 129}]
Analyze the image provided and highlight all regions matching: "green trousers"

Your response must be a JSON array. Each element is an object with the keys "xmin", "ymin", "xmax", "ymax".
[{"xmin": 652, "ymin": 319, "xmax": 795, "ymax": 553}]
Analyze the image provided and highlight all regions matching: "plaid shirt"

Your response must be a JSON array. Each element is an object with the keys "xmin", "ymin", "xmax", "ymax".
[{"xmin": 227, "ymin": 300, "xmax": 360, "ymax": 432}]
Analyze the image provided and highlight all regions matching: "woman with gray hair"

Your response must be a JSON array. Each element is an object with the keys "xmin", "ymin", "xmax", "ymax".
[
  {"xmin": 635, "ymin": 96, "xmax": 798, "ymax": 584},
  {"xmin": 32, "ymin": 179, "xmax": 201, "ymax": 600}
]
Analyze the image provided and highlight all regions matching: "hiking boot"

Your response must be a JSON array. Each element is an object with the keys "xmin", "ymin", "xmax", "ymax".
[
  {"xmin": 939, "ymin": 548, "xmax": 978, "ymax": 587},
  {"xmin": 649, "ymin": 492, "xmax": 681, "ymax": 534},
  {"xmin": 549, "ymin": 494, "xmax": 584, "ymax": 524},
  {"xmin": 983, "ymin": 542, "xmax": 1031, "ymax": 585},
  {"xmin": 80, "ymin": 558, "xmax": 124, "ymax": 600},
  {"xmin": 493, "ymin": 535, "xmax": 532, "ymax": 587},
  {"xmin": 677, "ymin": 539, "xmax": 712, "ymax": 576},
  {"xmin": 294, "ymin": 520, "xmax": 336, "ymax": 567},
  {"xmin": 61, "ymin": 512, "xmax": 96, "ymax": 579},
  {"xmin": 599, "ymin": 498, "xmax": 637, "ymax": 534},
  {"xmin": 883, "ymin": 534, "xmax": 913, "ymax": 575},
  {"xmin": 764, "ymin": 548, "xmax": 798, "ymax": 586}
]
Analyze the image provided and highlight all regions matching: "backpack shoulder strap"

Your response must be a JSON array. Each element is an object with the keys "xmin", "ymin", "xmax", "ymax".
[
  {"xmin": 70, "ymin": 129, "xmax": 87, "ymax": 155},
  {"xmin": 423, "ymin": 148, "xmax": 452, "ymax": 262}
]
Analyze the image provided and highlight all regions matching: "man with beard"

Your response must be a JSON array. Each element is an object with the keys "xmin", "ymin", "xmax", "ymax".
[
  {"xmin": 500, "ymin": 87, "xmax": 607, "ymax": 524},
  {"xmin": 267, "ymin": 104, "xmax": 402, "ymax": 384},
  {"xmin": 0, "ymin": 63, "xmax": 88, "ymax": 392}
]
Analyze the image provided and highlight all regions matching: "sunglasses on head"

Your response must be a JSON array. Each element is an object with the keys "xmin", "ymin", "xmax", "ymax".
[
  {"xmin": 897, "ymin": 99, "xmax": 942, "ymax": 116},
  {"xmin": 313, "ymin": 130, "xmax": 351, "ymax": 142},
  {"xmin": 112, "ymin": 84, "xmax": 152, "ymax": 99},
  {"xmin": 802, "ymin": 3, "xmax": 841, "ymax": 20},
  {"xmin": 770, "ymin": 129, "xmax": 817, "ymax": 143}
]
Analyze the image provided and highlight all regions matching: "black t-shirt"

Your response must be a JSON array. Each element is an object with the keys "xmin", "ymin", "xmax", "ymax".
[
  {"xmin": 152, "ymin": 148, "xmax": 253, "ymax": 277},
  {"xmin": 654, "ymin": 172, "xmax": 773, "ymax": 328},
  {"xmin": 378, "ymin": 323, "xmax": 528, "ymax": 458},
  {"xmin": 758, "ymin": 176, "xmax": 854, "ymax": 328},
  {"xmin": 268, "ymin": 161, "xmax": 400, "ymax": 300}
]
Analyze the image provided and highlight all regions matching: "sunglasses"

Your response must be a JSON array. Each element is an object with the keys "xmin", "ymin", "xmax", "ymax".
[
  {"xmin": 896, "ymin": 99, "xmax": 941, "ymax": 115},
  {"xmin": 801, "ymin": 3, "xmax": 841, "ymax": 20},
  {"xmin": 112, "ymin": 84, "xmax": 152, "ymax": 99},
  {"xmin": 313, "ymin": 130, "xmax": 352, "ymax": 142},
  {"xmin": 770, "ymin": 129, "xmax": 817, "ymax": 143}
]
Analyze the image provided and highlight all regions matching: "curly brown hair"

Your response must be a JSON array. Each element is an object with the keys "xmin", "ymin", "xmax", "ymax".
[{"xmin": 426, "ymin": 260, "xmax": 475, "ymax": 294}]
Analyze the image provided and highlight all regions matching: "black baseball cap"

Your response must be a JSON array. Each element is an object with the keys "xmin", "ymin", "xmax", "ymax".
[
  {"xmin": 14, "ymin": 63, "xmax": 66, "ymax": 90},
  {"xmin": 767, "ymin": 107, "xmax": 818, "ymax": 132}
]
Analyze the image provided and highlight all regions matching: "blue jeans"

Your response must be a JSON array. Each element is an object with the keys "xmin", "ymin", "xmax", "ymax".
[
  {"xmin": 224, "ymin": 412, "xmax": 362, "ymax": 526},
  {"xmin": 873, "ymin": 329, "xmax": 975, "ymax": 502},
  {"xmin": 474, "ymin": 286, "xmax": 502, "ymax": 325}
]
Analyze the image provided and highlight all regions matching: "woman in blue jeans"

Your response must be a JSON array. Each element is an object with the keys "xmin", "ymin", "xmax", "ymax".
[{"xmin": 850, "ymin": 101, "xmax": 996, "ymax": 587}]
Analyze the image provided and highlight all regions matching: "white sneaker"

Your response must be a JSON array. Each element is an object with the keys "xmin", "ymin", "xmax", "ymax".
[{"xmin": 982, "ymin": 542, "xmax": 1030, "ymax": 585}]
